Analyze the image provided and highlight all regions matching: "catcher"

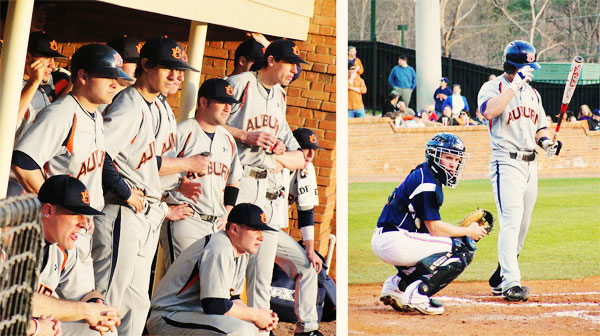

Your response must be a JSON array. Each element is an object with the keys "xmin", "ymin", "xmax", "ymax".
[{"xmin": 371, "ymin": 133, "xmax": 493, "ymax": 315}]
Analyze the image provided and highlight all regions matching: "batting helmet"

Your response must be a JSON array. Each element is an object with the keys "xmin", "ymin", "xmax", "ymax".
[
  {"xmin": 503, "ymin": 40, "xmax": 540, "ymax": 70},
  {"xmin": 425, "ymin": 133, "xmax": 467, "ymax": 188},
  {"xmin": 70, "ymin": 44, "xmax": 134, "ymax": 82}
]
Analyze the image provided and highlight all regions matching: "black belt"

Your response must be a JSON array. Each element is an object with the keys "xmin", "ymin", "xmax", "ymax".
[
  {"xmin": 198, "ymin": 214, "xmax": 219, "ymax": 223},
  {"xmin": 248, "ymin": 168, "xmax": 268, "ymax": 179},
  {"xmin": 509, "ymin": 151, "xmax": 536, "ymax": 162}
]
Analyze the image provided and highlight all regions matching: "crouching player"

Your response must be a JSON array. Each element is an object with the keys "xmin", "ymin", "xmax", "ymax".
[
  {"xmin": 147, "ymin": 203, "xmax": 279, "ymax": 335},
  {"xmin": 371, "ymin": 133, "xmax": 488, "ymax": 315}
]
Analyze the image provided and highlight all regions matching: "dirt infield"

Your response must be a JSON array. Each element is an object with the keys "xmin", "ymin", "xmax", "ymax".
[
  {"xmin": 349, "ymin": 276, "xmax": 600, "ymax": 335},
  {"xmin": 275, "ymin": 320, "xmax": 336, "ymax": 335}
]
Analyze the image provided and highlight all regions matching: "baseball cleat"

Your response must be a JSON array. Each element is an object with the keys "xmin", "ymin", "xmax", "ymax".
[
  {"xmin": 402, "ymin": 280, "xmax": 445, "ymax": 315},
  {"xmin": 380, "ymin": 294, "xmax": 414, "ymax": 312},
  {"xmin": 380, "ymin": 275, "xmax": 413, "ymax": 312},
  {"xmin": 294, "ymin": 330, "xmax": 323, "ymax": 336},
  {"xmin": 503, "ymin": 286, "xmax": 530, "ymax": 301},
  {"xmin": 491, "ymin": 285, "xmax": 503, "ymax": 296}
]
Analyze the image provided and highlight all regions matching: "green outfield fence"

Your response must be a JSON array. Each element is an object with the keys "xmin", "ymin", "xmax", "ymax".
[{"xmin": 350, "ymin": 40, "xmax": 600, "ymax": 120}]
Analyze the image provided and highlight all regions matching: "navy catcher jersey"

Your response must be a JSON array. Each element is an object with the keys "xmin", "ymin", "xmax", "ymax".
[{"xmin": 377, "ymin": 163, "xmax": 443, "ymax": 233}]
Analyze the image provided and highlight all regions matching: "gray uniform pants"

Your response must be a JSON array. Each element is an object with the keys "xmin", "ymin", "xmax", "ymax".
[
  {"xmin": 159, "ymin": 212, "xmax": 218, "ymax": 271},
  {"xmin": 237, "ymin": 170, "xmax": 319, "ymax": 333},
  {"xmin": 92, "ymin": 202, "xmax": 166, "ymax": 336},
  {"xmin": 147, "ymin": 310, "xmax": 258, "ymax": 336}
]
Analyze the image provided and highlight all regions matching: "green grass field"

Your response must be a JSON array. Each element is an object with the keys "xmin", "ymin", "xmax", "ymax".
[{"xmin": 349, "ymin": 178, "xmax": 600, "ymax": 284}]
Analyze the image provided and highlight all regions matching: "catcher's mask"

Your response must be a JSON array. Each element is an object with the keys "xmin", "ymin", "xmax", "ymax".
[{"xmin": 426, "ymin": 133, "xmax": 467, "ymax": 188}]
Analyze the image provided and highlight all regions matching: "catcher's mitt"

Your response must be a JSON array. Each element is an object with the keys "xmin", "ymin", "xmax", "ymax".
[{"xmin": 458, "ymin": 208, "xmax": 494, "ymax": 234}]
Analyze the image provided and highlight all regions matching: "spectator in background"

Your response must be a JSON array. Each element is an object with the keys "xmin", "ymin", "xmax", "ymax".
[
  {"xmin": 433, "ymin": 77, "xmax": 452, "ymax": 117},
  {"xmin": 474, "ymin": 107, "xmax": 488, "ymax": 126},
  {"xmin": 456, "ymin": 110, "xmax": 476, "ymax": 126},
  {"xmin": 348, "ymin": 64, "xmax": 367, "ymax": 118},
  {"xmin": 423, "ymin": 104, "xmax": 438, "ymax": 122},
  {"xmin": 348, "ymin": 46, "xmax": 364, "ymax": 75},
  {"xmin": 588, "ymin": 109, "xmax": 600, "ymax": 131},
  {"xmin": 437, "ymin": 105, "xmax": 459, "ymax": 126},
  {"xmin": 388, "ymin": 55, "xmax": 416, "ymax": 106},
  {"xmin": 567, "ymin": 111, "xmax": 578, "ymax": 122},
  {"xmin": 577, "ymin": 104, "xmax": 592, "ymax": 121},
  {"xmin": 441, "ymin": 84, "xmax": 469, "ymax": 119},
  {"xmin": 382, "ymin": 93, "xmax": 399, "ymax": 118}
]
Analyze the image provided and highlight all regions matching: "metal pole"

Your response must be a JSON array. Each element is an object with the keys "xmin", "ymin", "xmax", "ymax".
[
  {"xmin": 0, "ymin": 0, "xmax": 35, "ymax": 198},
  {"xmin": 178, "ymin": 21, "xmax": 207, "ymax": 122},
  {"xmin": 371, "ymin": 41, "xmax": 378, "ymax": 114},
  {"xmin": 370, "ymin": 0, "xmax": 376, "ymax": 41}
]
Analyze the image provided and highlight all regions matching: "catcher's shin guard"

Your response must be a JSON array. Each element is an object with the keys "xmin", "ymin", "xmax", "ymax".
[{"xmin": 414, "ymin": 238, "xmax": 475, "ymax": 297}]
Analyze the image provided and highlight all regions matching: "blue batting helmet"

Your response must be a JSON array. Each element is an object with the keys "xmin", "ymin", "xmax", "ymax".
[
  {"xmin": 503, "ymin": 40, "xmax": 540, "ymax": 70},
  {"xmin": 426, "ymin": 133, "xmax": 467, "ymax": 188}
]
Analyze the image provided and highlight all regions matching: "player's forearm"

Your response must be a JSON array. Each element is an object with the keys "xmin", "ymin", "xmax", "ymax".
[
  {"xmin": 158, "ymin": 157, "xmax": 191, "ymax": 176},
  {"xmin": 222, "ymin": 125, "xmax": 247, "ymax": 143},
  {"xmin": 274, "ymin": 151, "xmax": 304, "ymax": 171},
  {"xmin": 535, "ymin": 128, "xmax": 550, "ymax": 143},
  {"xmin": 226, "ymin": 300, "xmax": 261, "ymax": 323},
  {"xmin": 482, "ymin": 91, "xmax": 515, "ymax": 120},
  {"xmin": 18, "ymin": 82, "xmax": 41, "ymax": 124},
  {"xmin": 425, "ymin": 220, "xmax": 472, "ymax": 238},
  {"xmin": 32, "ymin": 293, "xmax": 88, "ymax": 322},
  {"xmin": 11, "ymin": 166, "xmax": 44, "ymax": 194}
]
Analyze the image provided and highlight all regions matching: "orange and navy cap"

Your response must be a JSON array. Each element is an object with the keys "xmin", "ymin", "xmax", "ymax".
[
  {"xmin": 27, "ymin": 31, "xmax": 65, "ymax": 58},
  {"xmin": 140, "ymin": 36, "xmax": 199, "ymax": 72},
  {"xmin": 227, "ymin": 203, "xmax": 276, "ymax": 231},
  {"xmin": 108, "ymin": 35, "xmax": 142, "ymax": 63},
  {"xmin": 292, "ymin": 128, "xmax": 322, "ymax": 150},
  {"xmin": 198, "ymin": 78, "xmax": 239, "ymax": 104},
  {"xmin": 38, "ymin": 175, "xmax": 104, "ymax": 216}
]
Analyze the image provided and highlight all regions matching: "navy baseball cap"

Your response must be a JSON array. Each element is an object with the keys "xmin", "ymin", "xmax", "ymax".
[
  {"xmin": 441, "ymin": 77, "xmax": 449, "ymax": 83},
  {"xmin": 198, "ymin": 78, "xmax": 240, "ymax": 104},
  {"xmin": 265, "ymin": 39, "xmax": 308, "ymax": 65},
  {"xmin": 227, "ymin": 203, "xmax": 276, "ymax": 231},
  {"xmin": 28, "ymin": 31, "xmax": 65, "ymax": 58},
  {"xmin": 108, "ymin": 35, "xmax": 142, "ymax": 63},
  {"xmin": 38, "ymin": 175, "xmax": 104, "ymax": 216},
  {"xmin": 140, "ymin": 36, "xmax": 199, "ymax": 72},
  {"xmin": 293, "ymin": 128, "xmax": 322, "ymax": 150},
  {"xmin": 592, "ymin": 109, "xmax": 600, "ymax": 116},
  {"xmin": 235, "ymin": 39, "xmax": 265, "ymax": 61}
]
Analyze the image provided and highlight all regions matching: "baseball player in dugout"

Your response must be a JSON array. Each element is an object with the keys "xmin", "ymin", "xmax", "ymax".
[
  {"xmin": 15, "ymin": 31, "xmax": 66, "ymax": 145},
  {"xmin": 33, "ymin": 175, "xmax": 120, "ymax": 336},
  {"xmin": 224, "ymin": 39, "xmax": 322, "ymax": 336},
  {"xmin": 148, "ymin": 203, "xmax": 279, "ymax": 335},
  {"xmin": 92, "ymin": 35, "xmax": 207, "ymax": 336},
  {"xmin": 372, "ymin": 133, "xmax": 489, "ymax": 315},
  {"xmin": 478, "ymin": 40, "xmax": 560, "ymax": 301},
  {"xmin": 159, "ymin": 77, "xmax": 243, "ymax": 269}
]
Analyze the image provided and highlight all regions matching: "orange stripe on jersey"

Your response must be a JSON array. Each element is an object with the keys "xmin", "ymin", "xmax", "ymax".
[
  {"xmin": 24, "ymin": 109, "xmax": 30, "ymax": 121},
  {"xmin": 131, "ymin": 135, "xmax": 137, "ymax": 144},
  {"xmin": 226, "ymin": 134, "xmax": 235, "ymax": 158},
  {"xmin": 178, "ymin": 133, "xmax": 193, "ymax": 157},
  {"xmin": 57, "ymin": 246, "xmax": 68, "ymax": 272},
  {"xmin": 499, "ymin": 82, "xmax": 502, "ymax": 93},
  {"xmin": 66, "ymin": 114, "xmax": 77, "ymax": 154},
  {"xmin": 280, "ymin": 90, "xmax": 286, "ymax": 102},
  {"xmin": 489, "ymin": 119, "xmax": 493, "ymax": 132},
  {"xmin": 240, "ymin": 82, "xmax": 250, "ymax": 109}
]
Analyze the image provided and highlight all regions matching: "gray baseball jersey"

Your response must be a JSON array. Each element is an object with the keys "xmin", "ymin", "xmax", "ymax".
[
  {"xmin": 37, "ymin": 244, "xmax": 93, "ymax": 300},
  {"xmin": 154, "ymin": 94, "xmax": 179, "ymax": 192},
  {"xmin": 15, "ymin": 94, "xmax": 106, "ymax": 211},
  {"xmin": 103, "ymin": 86, "xmax": 161, "ymax": 203},
  {"xmin": 289, "ymin": 162, "xmax": 319, "ymax": 211},
  {"xmin": 170, "ymin": 119, "xmax": 242, "ymax": 216},
  {"xmin": 151, "ymin": 230, "xmax": 246, "ymax": 312},
  {"xmin": 14, "ymin": 79, "xmax": 52, "ymax": 144},
  {"xmin": 478, "ymin": 76, "xmax": 549, "ymax": 155},
  {"xmin": 226, "ymin": 71, "xmax": 301, "ymax": 169}
]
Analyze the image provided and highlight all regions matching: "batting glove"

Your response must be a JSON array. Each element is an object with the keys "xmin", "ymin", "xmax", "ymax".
[
  {"xmin": 542, "ymin": 139, "xmax": 562, "ymax": 158},
  {"xmin": 508, "ymin": 65, "xmax": 534, "ymax": 92}
]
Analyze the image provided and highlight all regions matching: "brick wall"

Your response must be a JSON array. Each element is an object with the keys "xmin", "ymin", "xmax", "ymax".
[
  {"xmin": 56, "ymin": 0, "xmax": 337, "ymax": 278},
  {"xmin": 349, "ymin": 118, "xmax": 600, "ymax": 182}
]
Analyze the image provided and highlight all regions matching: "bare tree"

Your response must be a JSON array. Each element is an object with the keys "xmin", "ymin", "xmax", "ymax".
[
  {"xmin": 492, "ymin": 0, "xmax": 563, "ymax": 58},
  {"xmin": 440, "ymin": 0, "xmax": 481, "ymax": 57},
  {"xmin": 349, "ymin": 0, "xmax": 371, "ymax": 40}
]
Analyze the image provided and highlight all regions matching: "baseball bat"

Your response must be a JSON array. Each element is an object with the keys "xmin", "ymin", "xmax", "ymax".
[
  {"xmin": 324, "ymin": 234, "xmax": 336, "ymax": 275},
  {"xmin": 553, "ymin": 56, "xmax": 584, "ymax": 143}
]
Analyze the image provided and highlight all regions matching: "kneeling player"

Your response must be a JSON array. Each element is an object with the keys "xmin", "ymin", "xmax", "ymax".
[
  {"xmin": 371, "ymin": 133, "xmax": 488, "ymax": 315},
  {"xmin": 147, "ymin": 203, "xmax": 279, "ymax": 335}
]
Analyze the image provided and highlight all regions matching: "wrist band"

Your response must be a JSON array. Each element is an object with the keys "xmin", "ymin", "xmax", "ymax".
[
  {"xmin": 87, "ymin": 297, "xmax": 107, "ymax": 305},
  {"xmin": 31, "ymin": 318, "xmax": 39, "ymax": 336},
  {"xmin": 537, "ymin": 136, "xmax": 550, "ymax": 148}
]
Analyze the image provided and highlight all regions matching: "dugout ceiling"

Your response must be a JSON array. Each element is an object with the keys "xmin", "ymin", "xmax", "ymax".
[{"xmin": 1, "ymin": 0, "xmax": 313, "ymax": 42}]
